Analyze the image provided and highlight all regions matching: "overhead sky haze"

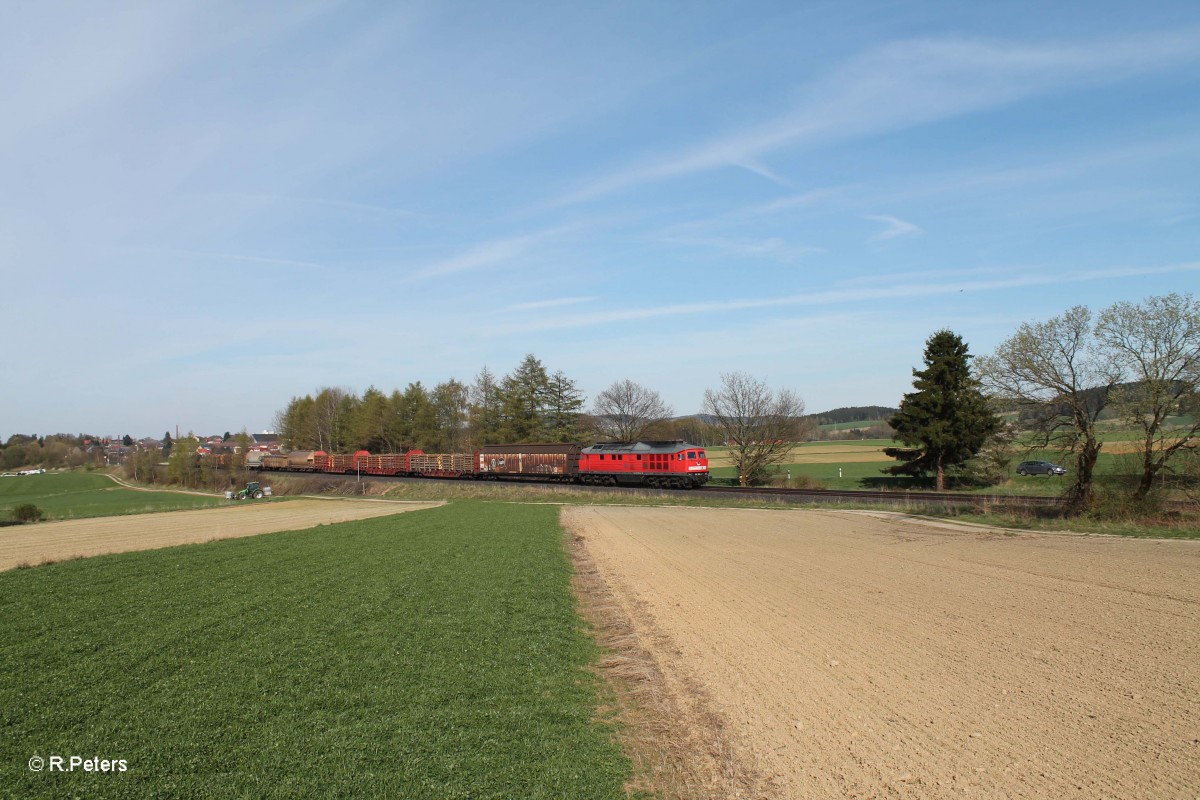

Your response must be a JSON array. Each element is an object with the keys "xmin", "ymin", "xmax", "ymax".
[{"xmin": 2, "ymin": 1, "xmax": 1198, "ymax": 438}]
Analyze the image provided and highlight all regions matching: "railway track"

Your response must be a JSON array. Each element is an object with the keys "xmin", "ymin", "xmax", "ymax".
[
  {"xmin": 250, "ymin": 467, "xmax": 1196, "ymax": 512},
  {"xmin": 266, "ymin": 470, "xmax": 1097, "ymax": 510}
]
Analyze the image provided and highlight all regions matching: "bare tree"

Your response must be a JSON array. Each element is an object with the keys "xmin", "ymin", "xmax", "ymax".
[
  {"xmin": 592, "ymin": 379, "xmax": 673, "ymax": 441},
  {"xmin": 469, "ymin": 367, "xmax": 503, "ymax": 446},
  {"xmin": 313, "ymin": 386, "xmax": 354, "ymax": 452},
  {"xmin": 275, "ymin": 395, "xmax": 316, "ymax": 450},
  {"xmin": 669, "ymin": 416, "xmax": 721, "ymax": 447},
  {"xmin": 1095, "ymin": 293, "xmax": 1200, "ymax": 501},
  {"xmin": 432, "ymin": 379, "xmax": 470, "ymax": 451},
  {"xmin": 977, "ymin": 306, "xmax": 1119, "ymax": 511},
  {"xmin": 702, "ymin": 372, "xmax": 806, "ymax": 486}
]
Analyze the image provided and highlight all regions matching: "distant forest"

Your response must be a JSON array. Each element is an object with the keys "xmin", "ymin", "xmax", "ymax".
[{"xmin": 806, "ymin": 406, "xmax": 897, "ymax": 425}]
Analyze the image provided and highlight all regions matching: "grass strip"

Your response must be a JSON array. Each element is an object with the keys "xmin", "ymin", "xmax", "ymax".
[
  {"xmin": 367, "ymin": 481, "xmax": 1198, "ymax": 540},
  {"xmin": 0, "ymin": 502, "xmax": 630, "ymax": 798},
  {"xmin": 937, "ymin": 510, "xmax": 1200, "ymax": 539}
]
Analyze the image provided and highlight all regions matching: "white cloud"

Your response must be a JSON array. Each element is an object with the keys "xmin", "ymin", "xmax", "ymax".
[
  {"xmin": 730, "ymin": 159, "xmax": 793, "ymax": 187},
  {"xmin": 503, "ymin": 297, "xmax": 597, "ymax": 311},
  {"xmin": 219, "ymin": 193, "xmax": 417, "ymax": 219},
  {"xmin": 494, "ymin": 261, "xmax": 1200, "ymax": 333},
  {"xmin": 411, "ymin": 225, "xmax": 578, "ymax": 280},
  {"xmin": 164, "ymin": 249, "xmax": 331, "ymax": 271},
  {"xmin": 835, "ymin": 265, "xmax": 1011, "ymax": 286},
  {"xmin": 661, "ymin": 235, "xmax": 821, "ymax": 263},
  {"xmin": 865, "ymin": 214, "xmax": 923, "ymax": 242},
  {"xmin": 556, "ymin": 29, "xmax": 1200, "ymax": 205},
  {"xmin": 653, "ymin": 187, "xmax": 847, "ymax": 241}
]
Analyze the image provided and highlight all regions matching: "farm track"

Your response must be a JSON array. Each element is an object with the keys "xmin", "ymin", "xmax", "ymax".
[
  {"xmin": 698, "ymin": 484, "xmax": 1199, "ymax": 512},
  {"xmin": 0, "ymin": 498, "xmax": 442, "ymax": 571},
  {"xmin": 698, "ymin": 484, "xmax": 1065, "ymax": 508}
]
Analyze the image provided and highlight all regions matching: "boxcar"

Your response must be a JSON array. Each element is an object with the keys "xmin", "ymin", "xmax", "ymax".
[
  {"xmin": 260, "ymin": 453, "xmax": 290, "ymax": 471},
  {"xmin": 477, "ymin": 444, "xmax": 582, "ymax": 480}
]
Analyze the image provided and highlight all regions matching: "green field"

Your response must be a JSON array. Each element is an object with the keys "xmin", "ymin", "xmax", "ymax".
[
  {"xmin": 0, "ymin": 502, "xmax": 629, "ymax": 798},
  {"xmin": 0, "ymin": 472, "xmax": 224, "ymax": 521},
  {"xmin": 710, "ymin": 449, "xmax": 1142, "ymax": 495}
]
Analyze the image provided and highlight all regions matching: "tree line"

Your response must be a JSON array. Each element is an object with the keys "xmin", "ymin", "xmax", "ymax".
[
  {"xmin": 808, "ymin": 406, "xmax": 897, "ymax": 425},
  {"xmin": 221, "ymin": 288, "xmax": 1200, "ymax": 506},
  {"xmin": 887, "ymin": 293, "xmax": 1199, "ymax": 510},
  {"xmin": 273, "ymin": 355, "xmax": 590, "ymax": 453},
  {"xmin": 272, "ymin": 354, "xmax": 815, "ymax": 488},
  {"xmin": 0, "ymin": 433, "xmax": 107, "ymax": 471},
  {"xmin": 979, "ymin": 292, "xmax": 1199, "ymax": 509}
]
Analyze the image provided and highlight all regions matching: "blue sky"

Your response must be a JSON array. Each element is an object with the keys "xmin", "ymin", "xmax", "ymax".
[{"xmin": 2, "ymin": 1, "xmax": 1198, "ymax": 438}]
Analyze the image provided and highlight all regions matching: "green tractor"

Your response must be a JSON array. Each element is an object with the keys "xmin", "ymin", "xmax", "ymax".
[{"xmin": 231, "ymin": 481, "xmax": 271, "ymax": 500}]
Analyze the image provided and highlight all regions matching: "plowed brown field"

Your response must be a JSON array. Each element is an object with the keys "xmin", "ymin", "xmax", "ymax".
[
  {"xmin": 0, "ymin": 498, "xmax": 442, "ymax": 570},
  {"xmin": 565, "ymin": 506, "xmax": 1200, "ymax": 799}
]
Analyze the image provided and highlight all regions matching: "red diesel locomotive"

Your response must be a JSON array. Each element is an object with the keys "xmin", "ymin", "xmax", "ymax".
[{"xmin": 257, "ymin": 441, "xmax": 710, "ymax": 489}]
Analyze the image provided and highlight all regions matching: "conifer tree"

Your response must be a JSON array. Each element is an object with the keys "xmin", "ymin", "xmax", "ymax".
[
  {"xmin": 885, "ymin": 330, "xmax": 999, "ymax": 490},
  {"xmin": 393, "ymin": 382, "xmax": 438, "ymax": 450},
  {"xmin": 498, "ymin": 354, "xmax": 551, "ymax": 441},
  {"xmin": 544, "ymin": 370, "xmax": 585, "ymax": 442},
  {"xmin": 348, "ymin": 386, "xmax": 391, "ymax": 452}
]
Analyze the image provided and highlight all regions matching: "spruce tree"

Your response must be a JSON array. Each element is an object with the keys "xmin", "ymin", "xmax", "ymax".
[
  {"xmin": 498, "ymin": 354, "xmax": 551, "ymax": 441},
  {"xmin": 544, "ymin": 370, "xmax": 585, "ymax": 442},
  {"xmin": 885, "ymin": 330, "xmax": 999, "ymax": 490}
]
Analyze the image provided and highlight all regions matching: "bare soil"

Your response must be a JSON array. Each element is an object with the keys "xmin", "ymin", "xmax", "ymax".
[
  {"xmin": 565, "ymin": 505, "xmax": 1200, "ymax": 799},
  {"xmin": 0, "ymin": 498, "xmax": 442, "ymax": 570}
]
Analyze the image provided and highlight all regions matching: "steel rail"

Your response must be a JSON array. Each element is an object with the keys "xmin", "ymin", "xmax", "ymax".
[
  {"xmin": 260, "ymin": 469, "xmax": 1089, "ymax": 510},
  {"xmin": 249, "ymin": 467, "xmax": 1195, "ymax": 511}
]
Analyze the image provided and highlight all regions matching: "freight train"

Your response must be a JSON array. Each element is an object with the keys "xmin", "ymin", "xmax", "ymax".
[{"xmin": 254, "ymin": 441, "xmax": 711, "ymax": 489}]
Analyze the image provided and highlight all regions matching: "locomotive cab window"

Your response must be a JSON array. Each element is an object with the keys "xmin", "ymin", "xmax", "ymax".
[{"xmin": 687, "ymin": 451, "xmax": 696, "ymax": 459}]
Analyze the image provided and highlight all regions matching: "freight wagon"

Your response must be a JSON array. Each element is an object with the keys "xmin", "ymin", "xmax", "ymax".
[
  {"xmin": 257, "ymin": 441, "xmax": 709, "ymax": 488},
  {"xmin": 354, "ymin": 452, "xmax": 408, "ymax": 476},
  {"xmin": 477, "ymin": 444, "xmax": 583, "ymax": 481},
  {"xmin": 407, "ymin": 451, "xmax": 474, "ymax": 477},
  {"xmin": 261, "ymin": 450, "xmax": 318, "ymax": 471},
  {"xmin": 314, "ymin": 452, "xmax": 357, "ymax": 473}
]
